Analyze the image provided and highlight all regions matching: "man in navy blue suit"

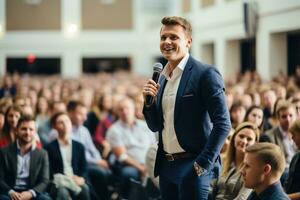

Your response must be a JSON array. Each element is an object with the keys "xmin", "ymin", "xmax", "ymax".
[{"xmin": 142, "ymin": 16, "xmax": 231, "ymax": 200}]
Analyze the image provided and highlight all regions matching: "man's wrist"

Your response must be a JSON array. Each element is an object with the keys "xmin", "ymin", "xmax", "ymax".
[
  {"xmin": 193, "ymin": 162, "xmax": 206, "ymax": 176},
  {"xmin": 29, "ymin": 189, "xmax": 36, "ymax": 198}
]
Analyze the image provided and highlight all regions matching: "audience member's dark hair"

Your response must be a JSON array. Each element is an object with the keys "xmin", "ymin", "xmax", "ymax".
[
  {"xmin": 50, "ymin": 112, "xmax": 68, "ymax": 128},
  {"xmin": 2, "ymin": 105, "xmax": 22, "ymax": 136},
  {"xmin": 16, "ymin": 115, "xmax": 35, "ymax": 128},
  {"xmin": 244, "ymin": 105, "xmax": 265, "ymax": 129},
  {"xmin": 67, "ymin": 100, "xmax": 85, "ymax": 112}
]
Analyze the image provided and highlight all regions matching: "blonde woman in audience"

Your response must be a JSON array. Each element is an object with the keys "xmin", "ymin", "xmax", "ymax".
[{"xmin": 211, "ymin": 122, "xmax": 260, "ymax": 200}]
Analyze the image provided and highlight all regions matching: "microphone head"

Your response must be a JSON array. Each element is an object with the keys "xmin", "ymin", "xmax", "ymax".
[{"xmin": 153, "ymin": 63, "xmax": 163, "ymax": 73}]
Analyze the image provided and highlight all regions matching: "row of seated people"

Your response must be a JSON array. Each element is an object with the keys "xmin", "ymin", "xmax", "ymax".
[
  {"xmin": 0, "ymin": 72, "xmax": 300, "ymax": 199},
  {"xmin": 1, "ymin": 105, "xmax": 300, "ymax": 200},
  {"xmin": 0, "ymin": 97, "xmax": 157, "ymax": 200}
]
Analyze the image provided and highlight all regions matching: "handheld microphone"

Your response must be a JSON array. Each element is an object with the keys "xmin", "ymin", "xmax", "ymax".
[{"xmin": 145, "ymin": 63, "xmax": 163, "ymax": 106}]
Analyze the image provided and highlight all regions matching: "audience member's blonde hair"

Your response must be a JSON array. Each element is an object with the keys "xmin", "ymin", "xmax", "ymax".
[
  {"xmin": 289, "ymin": 119, "xmax": 300, "ymax": 135},
  {"xmin": 222, "ymin": 122, "xmax": 260, "ymax": 176},
  {"xmin": 245, "ymin": 143, "xmax": 286, "ymax": 178}
]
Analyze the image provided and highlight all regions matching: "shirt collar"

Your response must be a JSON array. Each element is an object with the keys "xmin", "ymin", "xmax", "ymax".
[
  {"xmin": 278, "ymin": 126, "xmax": 289, "ymax": 138},
  {"xmin": 16, "ymin": 139, "xmax": 36, "ymax": 153},
  {"xmin": 58, "ymin": 137, "xmax": 72, "ymax": 146},
  {"xmin": 161, "ymin": 53, "xmax": 189, "ymax": 80}
]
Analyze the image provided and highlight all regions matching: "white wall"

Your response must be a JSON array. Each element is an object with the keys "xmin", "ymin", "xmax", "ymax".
[
  {"xmin": 0, "ymin": 0, "xmax": 299, "ymax": 80},
  {"xmin": 190, "ymin": 0, "xmax": 300, "ymax": 80}
]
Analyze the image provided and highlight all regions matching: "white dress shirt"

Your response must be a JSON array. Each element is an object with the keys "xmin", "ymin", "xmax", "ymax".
[{"xmin": 161, "ymin": 53, "xmax": 189, "ymax": 154}]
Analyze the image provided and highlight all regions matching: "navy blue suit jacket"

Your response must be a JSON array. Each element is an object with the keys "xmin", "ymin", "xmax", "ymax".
[
  {"xmin": 45, "ymin": 139, "xmax": 88, "ymax": 180},
  {"xmin": 247, "ymin": 182, "xmax": 289, "ymax": 200},
  {"xmin": 143, "ymin": 55, "xmax": 231, "ymax": 177}
]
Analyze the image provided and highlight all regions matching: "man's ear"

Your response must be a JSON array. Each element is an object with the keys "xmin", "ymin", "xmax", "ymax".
[
  {"xmin": 187, "ymin": 37, "xmax": 192, "ymax": 48},
  {"xmin": 263, "ymin": 164, "xmax": 272, "ymax": 175}
]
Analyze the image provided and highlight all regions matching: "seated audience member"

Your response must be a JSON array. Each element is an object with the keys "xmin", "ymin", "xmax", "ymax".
[
  {"xmin": 40, "ymin": 100, "xmax": 67, "ymax": 144},
  {"xmin": 45, "ymin": 112, "xmax": 90, "ymax": 200},
  {"xmin": 35, "ymin": 96, "xmax": 50, "ymax": 145},
  {"xmin": 0, "ymin": 111, "xmax": 5, "ymax": 138},
  {"xmin": 106, "ymin": 96, "xmax": 156, "ymax": 199},
  {"xmin": 0, "ymin": 105, "xmax": 22, "ymax": 148},
  {"xmin": 261, "ymin": 89, "xmax": 277, "ymax": 131},
  {"xmin": 0, "ymin": 115, "xmax": 51, "ymax": 200},
  {"xmin": 230, "ymin": 102, "xmax": 246, "ymax": 129},
  {"xmin": 211, "ymin": 122, "xmax": 259, "ymax": 200},
  {"xmin": 285, "ymin": 119, "xmax": 300, "ymax": 200},
  {"xmin": 260, "ymin": 101, "xmax": 297, "ymax": 182},
  {"xmin": 67, "ymin": 100, "xmax": 111, "ymax": 200},
  {"xmin": 244, "ymin": 105, "xmax": 264, "ymax": 131},
  {"xmin": 242, "ymin": 143, "xmax": 289, "ymax": 200},
  {"xmin": 92, "ymin": 94, "xmax": 115, "ymax": 157},
  {"xmin": 0, "ymin": 75, "xmax": 16, "ymax": 98}
]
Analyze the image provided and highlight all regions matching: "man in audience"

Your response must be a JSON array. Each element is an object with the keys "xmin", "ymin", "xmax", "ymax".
[
  {"xmin": 0, "ymin": 115, "xmax": 51, "ymax": 200},
  {"xmin": 46, "ymin": 112, "xmax": 90, "ymax": 200},
  {"xmin": 262, "ymin": 89, "xmax": 277, "ymax": 131},
  {"xmin": 285, "ymin": 119, "xmax": 300, "ymax": 200},
  {"xmin": 106, "ymin": 96, "xmax": 156, "ymax": 199},
  {"xmin": 67, "ymin": 100, "xmax": 112, "ymax": 200},
  {"xmin": 260, "ymin": 101, "xmax": 297, "ymax": 181},
  {"xmin": 242, "ymin": 142, "xmax": 289, "ymax": 200}
]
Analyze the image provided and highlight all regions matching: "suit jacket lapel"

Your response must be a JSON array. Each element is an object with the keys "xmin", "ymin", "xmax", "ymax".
[
  {"xmin": 29, "ymin": 149, "xmax": 39, "ymax": 186},
  {"xmin": 9, "ymin": 144, "xmax": 18, "ymax": 182},
  {"xmin": 174, "ymin": 56, "xmax": 193, "ymax": 120}
]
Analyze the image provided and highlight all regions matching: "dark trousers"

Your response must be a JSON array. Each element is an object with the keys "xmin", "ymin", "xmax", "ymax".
[
  {"xmin": 159, "ymin": 156, "xmax": 213, "ymax": 200},
  {"xmin": 88, "ymin": 164, "xmax": 112, "ymax": 200},
  {"xmin": 0, "ymin": 193, "xmax": 51, "ymax": 200}
]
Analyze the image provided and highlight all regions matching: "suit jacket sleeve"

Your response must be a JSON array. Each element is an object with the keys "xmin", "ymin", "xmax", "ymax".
[
  {"xmin": 0, "ymin": 149, "xmax": 11, "ymax": 194},
  {"xmin": 196, "ymin": 67, "xmax": 231, "ymax": 170},
  {"xmin": 32, "ymin": 150, "xmax": 50, "ymax": 193}
]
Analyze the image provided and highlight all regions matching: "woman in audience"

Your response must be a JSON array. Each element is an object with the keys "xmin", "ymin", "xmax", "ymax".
[
  {"xmin": 0, "ymin": 104, "xmax": 22, "ymax": 148},
  {"xmin": 211, "ymin": 122, "xmax": 260, "ymax": 200},
  {"xmin": 285, "ymin": 119, "xmax": 300, "ymax": 200},
  {"xmin": 93, "ymin": 93, "xmax": 115, "ymax": 157},
  {"xmin": 35, "ymin": 96, "xmax": 51, "ymax": 145},
  {"xmin": 230, "ymin": 102, "xmax": 246, "ymax": 129},
  {"xmin": 244, "ymin": 105, "xmax": 264, "ymax": 131}
]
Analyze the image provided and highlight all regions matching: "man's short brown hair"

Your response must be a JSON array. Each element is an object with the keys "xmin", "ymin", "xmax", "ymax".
[
  {"xmin": 161, "ymin": 16, "xmax": 192, "ymax": 37},
  {"xmin": 245, "ymin": 143, "xmax": 285, "ymax": 177},
  {"xmin": 276, "ymin": 100, "xmax": 295, "ymax": 118}
]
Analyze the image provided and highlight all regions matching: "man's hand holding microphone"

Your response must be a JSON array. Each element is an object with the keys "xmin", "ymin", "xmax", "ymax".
[{"xmin": 143, "ymin": 63, "xmax": 163, "ymax": 106}]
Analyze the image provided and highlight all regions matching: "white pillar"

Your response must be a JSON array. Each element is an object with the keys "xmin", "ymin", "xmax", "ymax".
[
  {"xmin": 224, "ymin": 40, "xmax": 240, "ymax": 78},
  {"xmin": 62, "ymin": 51, "xmax": 81, "ymax": 77},
  {"xmin": 269, "ymin": 33, "xmax": 287, "ymax": 77},
  {"xmin": 256, "ymin": 31, "xmax": 270, "ymax": 80},
  {"xmin": 61, "ymin": 0, "xmax": 81, "ymax": 77},
  {"xmin": 215, "ymin": 38, "xmax": 226, "ymax": 76}
]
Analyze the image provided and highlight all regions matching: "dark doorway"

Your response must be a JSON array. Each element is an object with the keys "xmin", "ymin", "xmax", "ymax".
[
  {"xmin": 6, "ymin": 57, "xmax": 61, "ymax": 75},
  {"xmin": 288, "ymin": 32, "xmax": 300, "ymax": 75},
  {"xmin": 240, "ymin": 38, "xmax": 256, "ymax": 73},
  {"xmin": 82, "ymin": 57, "xmax": 131, "ymax": 73}
]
